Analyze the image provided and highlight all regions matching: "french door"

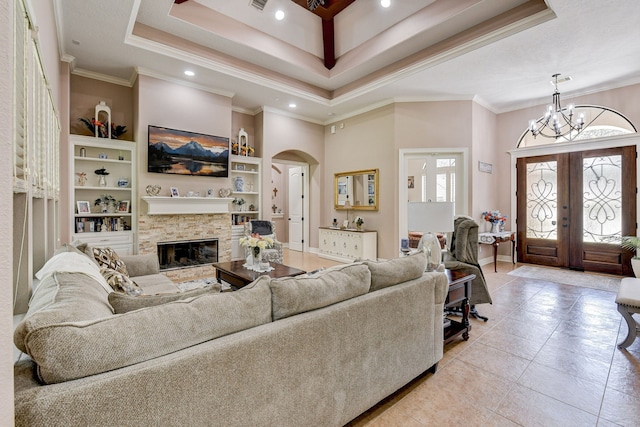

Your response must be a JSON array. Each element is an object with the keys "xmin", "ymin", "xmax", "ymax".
[{"xmin": 516, "ymin": 146, "xmax": 636, "ymax": 275}]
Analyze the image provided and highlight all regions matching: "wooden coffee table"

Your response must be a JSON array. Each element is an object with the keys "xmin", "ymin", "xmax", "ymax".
[{"xmin": 213, "ymin": 260, "xmax": 306, "ymax": 290}]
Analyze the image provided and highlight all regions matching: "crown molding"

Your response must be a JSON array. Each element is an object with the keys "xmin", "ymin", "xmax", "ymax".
[
  {"xmin": 71, "ymin": 68, "xmax": 133, "ymax": 87},
  {"xmin": 134, "ymin": 67, "xmax": 235, "ymax": 98},
  {"xmin": 326, "ymin": 99, "xmax": 396, "ymax": 125},
  {"xmin": 231, "ymin": 106, "xmax": 256, "ymax": 116},
  {"xmin": 125, "ymin": 28, "xmax": 331, "ymax": 106},
  {"xmin": 261, "ymin": 106, "xmax": 324, "ymax": 126}
]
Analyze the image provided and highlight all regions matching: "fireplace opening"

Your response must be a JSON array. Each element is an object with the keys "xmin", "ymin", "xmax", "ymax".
[{"xmin": 157, "ymin": 239, "xmax": 219, "ymax": 271}]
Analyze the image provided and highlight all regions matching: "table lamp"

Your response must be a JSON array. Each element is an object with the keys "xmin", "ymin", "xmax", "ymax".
[
  {"xmin": 408, "ymin": 202, "xmax": 455, "ymax": 271},
  {"xmin": 344, "ymin": 199, "xmax": 352, "ymax": 229}
]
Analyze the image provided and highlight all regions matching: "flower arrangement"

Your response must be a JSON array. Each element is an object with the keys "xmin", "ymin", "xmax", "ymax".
[
  {"xmin": 353, "ymin": 216, "xmax": 364, "ymax": 226},
  {"xmin": 94, "ymin": 167, "xmax": 109, "ymax": 176},
  {"xmin": 239, "ymin": 233, "xmax": 274, "ymax": 257},
  {"xmin": 79, "ymin": 118, "xmax": 127, "ymax": 139},
  {"xmin": 232, "ymin": 197, "xmax": 245, "ymax": 206},
  {"xmin": 482, "ymin": 210, "xmax": 507, "ymax": 224}
]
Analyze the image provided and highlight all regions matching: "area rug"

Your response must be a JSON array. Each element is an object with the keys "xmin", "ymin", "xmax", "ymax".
[{"xmin": 507, "ymin": 265, "xmax": 621, "ymax": 292}]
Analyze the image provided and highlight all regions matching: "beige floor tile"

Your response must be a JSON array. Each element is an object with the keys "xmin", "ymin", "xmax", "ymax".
[
  {"xmin": 606, "ymin": 350, "xmax": 640, "ymax": 398},
  {"xmin": 495, "ymin": 383, "xmax": 598, "ymax": 426},
  {"xmin": 457, "ymin": 341, "xmax": 531, "ymax": 382},
  {"xmin": 532, "ymin": 343, "xmax": 612, "ymax": 386},
  {"xmin": 599, "ymin": 387, "xmax": 640, "ymax": 426},
  {"xmin": 480, "ymin": 327, "xmax": 548, "ymax": 360},
  {"xmin": 517, "ymin": 361, "xmax": 606, "ymax": 415},
  {"xmin": 484, "ymin": 411, "xmax": 525, "ymax": 426}
]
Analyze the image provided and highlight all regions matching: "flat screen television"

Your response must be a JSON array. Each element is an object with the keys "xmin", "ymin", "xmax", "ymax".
[{"xmin": 147, "ymin": 125, "xmax": 229, "ymax": 177}]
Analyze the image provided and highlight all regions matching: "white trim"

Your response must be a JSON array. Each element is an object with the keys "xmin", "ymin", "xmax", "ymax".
[
  {"xmin": 143, "ymin": 197, "xmax": 234, "ymax": 215},
  {"xmin": 398, "ymin": 148, "xmax": 469, "ymax": 245}
]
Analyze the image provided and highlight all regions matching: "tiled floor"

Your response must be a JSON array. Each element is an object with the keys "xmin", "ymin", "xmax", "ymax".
[{"xmin": 280, "ymin": 250, "xmax": 639, "ymax": 427}]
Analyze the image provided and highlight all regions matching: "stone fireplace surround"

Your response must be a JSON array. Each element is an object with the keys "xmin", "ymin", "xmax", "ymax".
[{"xmin": 138, "ymin": 213, "xmax": 232, "ymax": 281}]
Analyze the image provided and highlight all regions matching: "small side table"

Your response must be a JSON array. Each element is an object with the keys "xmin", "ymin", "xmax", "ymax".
[
  {"xmin": 479, "ymin": 231, "xmax": 516, "ymax": 273},
  {"xmin": 444, "ymin": 269, "xmax": 475, "ymax": 344}
]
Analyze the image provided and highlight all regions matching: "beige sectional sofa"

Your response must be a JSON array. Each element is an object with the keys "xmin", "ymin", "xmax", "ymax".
[{"xmin": 14, "ymin": 251, "xmax": 447, "ymax": 427}]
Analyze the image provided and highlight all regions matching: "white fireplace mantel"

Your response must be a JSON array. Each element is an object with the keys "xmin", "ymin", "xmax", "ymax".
[{"xmin": 143, "ymin": 196, "xmax": 233, "ymax": 215}]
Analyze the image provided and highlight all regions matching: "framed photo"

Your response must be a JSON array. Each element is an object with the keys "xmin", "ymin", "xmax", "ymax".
[
  {"xmin": 77, "ymin": 201, "xmax": 90, "ymax": 213},
  {"xmin": 117, "ymin": 200, "xmax": 130, "ymax": 213},
  {"xmin": 338, "ymin": 182, "xmax": 347, "ymax": 195},
  {"xmin": 170, "ymin": 187, "xmax": 179, "ymax": 197},
  {"xmin": 479, "ymin": 161, "xmax": 493, "ymax": 174},
  {"xmin": 407, "ymin": 176, "xmax": 415, "ymax": 189}
]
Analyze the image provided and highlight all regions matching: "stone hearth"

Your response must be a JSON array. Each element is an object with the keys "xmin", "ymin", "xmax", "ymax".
[{"xmin": 138, "ymin": 213, "xmax": 231, "ymax": 281}]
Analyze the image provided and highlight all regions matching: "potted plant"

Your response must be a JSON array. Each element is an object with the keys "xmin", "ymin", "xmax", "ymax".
[
  {"xmin": 353, "ymin": 216, "xmax": 364, "ymax": 231},
  {"xmin": 621, "ymin": 236, "xmax": 640, "ymax": 277},
  {"xmin": 232, "ymin": 197, "xmax": 245, "ymax": 211},
  {"xmin": 94, "ymin": 194, "xmax": 117, "ymax": 213}
]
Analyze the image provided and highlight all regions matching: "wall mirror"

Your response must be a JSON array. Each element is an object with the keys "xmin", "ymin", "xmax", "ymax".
[{"xmin": 334, "ymin": 169, "xmax": 379, "ymax": 210}]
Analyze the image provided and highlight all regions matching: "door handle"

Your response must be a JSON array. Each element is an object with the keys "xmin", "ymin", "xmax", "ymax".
[{"xmin": 562, "ymin": 224, "xmax": 568, "ymax": 228}]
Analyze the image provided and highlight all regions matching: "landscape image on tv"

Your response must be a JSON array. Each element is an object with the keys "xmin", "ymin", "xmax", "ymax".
[{"xmin": 148, "ymin": 125, "xmax": 229, "ymax": 177}]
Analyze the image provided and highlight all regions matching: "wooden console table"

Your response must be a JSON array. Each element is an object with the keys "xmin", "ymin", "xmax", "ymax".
[
  {"xmin": 479, "ymin": 231, "xmax": 516, "ymax": 272},
  {"xmin": 444, "ymin": 269, "xmax": 475, "ymax": 344}
]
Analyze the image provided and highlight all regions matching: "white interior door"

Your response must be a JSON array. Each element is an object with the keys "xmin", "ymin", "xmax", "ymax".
[{"xmin": 288, "ymin": 166, "xmax": 304, "ymax": 251}]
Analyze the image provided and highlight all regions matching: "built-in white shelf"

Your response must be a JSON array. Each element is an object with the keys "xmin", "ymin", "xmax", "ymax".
[{"xmin": 143, "ymin": 196, "xmax": 234, "ymax": 215}]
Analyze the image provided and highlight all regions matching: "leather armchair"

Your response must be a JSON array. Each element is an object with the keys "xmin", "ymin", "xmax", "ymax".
[{"xmin": 243, "ymin": 220, "xmax": 284, "ymax": 264}]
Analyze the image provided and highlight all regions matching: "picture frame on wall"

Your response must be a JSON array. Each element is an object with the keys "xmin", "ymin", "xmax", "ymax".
[
  {"xmin": 478, "ymin": 161, "xmax": 493, "ymax": 174},
  {"xmin": 408, "ymin": 176, "xmax": 415, "ymax": 189}
]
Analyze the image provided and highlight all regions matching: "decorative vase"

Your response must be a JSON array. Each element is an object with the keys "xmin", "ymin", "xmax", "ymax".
[
  {"xmin": 253, "ymin": 248, "xmax": 261, "ymax": 268},
  {"xmin": 234, "ymin": 176, "xmax": 244, "ymax": 192},
  {"xmin": 490, "ymin": 221, "xmax": 500, "ymax": 234},
  {"xmin": 98, "ymin": 175, "xmax": 107, "ymax": 187}
]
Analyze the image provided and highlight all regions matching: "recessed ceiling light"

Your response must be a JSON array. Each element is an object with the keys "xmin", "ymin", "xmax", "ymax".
[
  {"xmin": 184, "ymin": 70, "xmax": 195, "ymax": 77},
  {"xmin": 275, "ymin": 10, "xmax": 285, "ymax": 20},
  {"xmin": 289, "ymin": 103, "xmax": 297, "ymax": 108},
  {"xmin": 380, "ymin": 0, "xmax": 390, "ymax": 8}
]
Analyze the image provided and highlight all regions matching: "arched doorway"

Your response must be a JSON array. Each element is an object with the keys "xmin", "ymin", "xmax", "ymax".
[{"xmin": 271, "ymin": 150, "xmax": 316, "ymax": 253}]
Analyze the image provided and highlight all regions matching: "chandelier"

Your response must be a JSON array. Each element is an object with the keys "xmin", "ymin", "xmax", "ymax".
[
  {"xmin": 527, "ymin": 73, "xmax": 585, "ymax": 141},
  {"xmin": 307, "ymin": 0, "xmax": 325, "ymax": 11}
]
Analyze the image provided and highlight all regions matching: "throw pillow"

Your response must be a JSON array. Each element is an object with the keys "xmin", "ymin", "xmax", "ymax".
[
  {"xmin": 93, "ymin": 247, "xmax": 129, "ymax": 276},
  {"xmin": 365, "ymin": 252, "xmax": 427, "ymax": 292},
  {"xmin": 100, "ymin": 266, "xmax": 142, "ymax": 295},
  {"xmin": 108, "ymin": 284, "xmax": 222, "ymax": 313}
]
